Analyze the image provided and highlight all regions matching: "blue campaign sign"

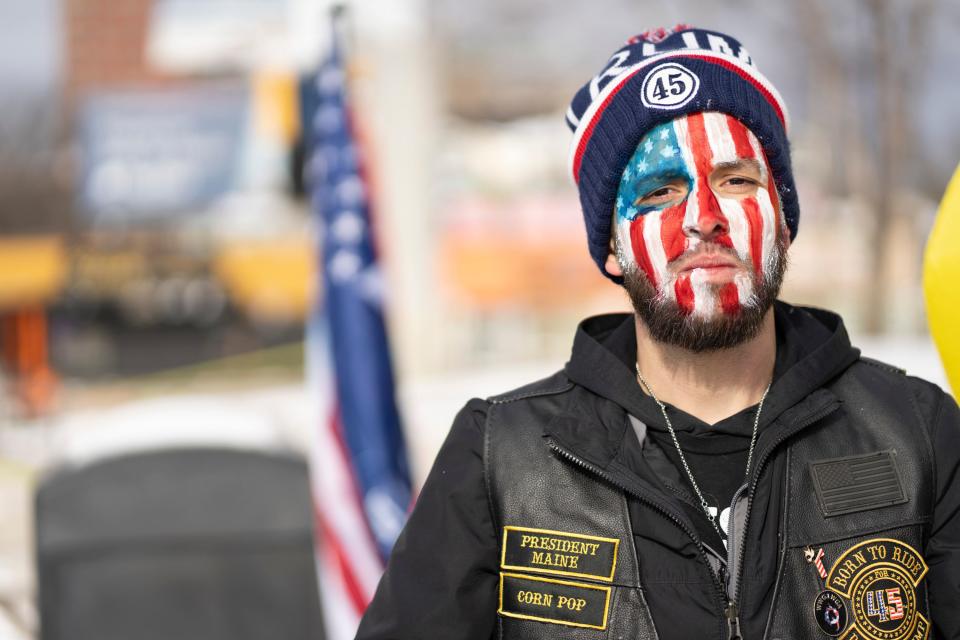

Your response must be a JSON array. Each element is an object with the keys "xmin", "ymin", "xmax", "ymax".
[{"xmin": 78, "ymin": 84, "xmax": 247, "ymax": 223}]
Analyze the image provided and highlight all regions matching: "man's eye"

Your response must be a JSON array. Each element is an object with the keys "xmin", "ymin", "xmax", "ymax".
[
  {"xmin": 637, "ymin": 186, "xmax": 679, "ymax": 203},
  {"xmin": 722, "ymin": 176, "xmax": 758, "ymax": 188}
]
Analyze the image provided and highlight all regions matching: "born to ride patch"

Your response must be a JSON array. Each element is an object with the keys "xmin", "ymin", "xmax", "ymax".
[
  {"xmin": 501, "ymin": 526, "xmax": 619, "ymax": 581},
  {"xmin": 824, "ymin": 538, "xmax": 929, "ymax": 640},
  {"xmin": 498, "ymin": 572, "xmax": 611, "ymax": 630}
]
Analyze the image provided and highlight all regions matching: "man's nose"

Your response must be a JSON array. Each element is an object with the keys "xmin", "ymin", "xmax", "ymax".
[{"xmin": 683, "ymin": 188, "xmax": 728, "ymax": 241}]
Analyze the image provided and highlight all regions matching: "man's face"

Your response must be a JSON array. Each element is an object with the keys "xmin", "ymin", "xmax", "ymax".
[{"xmin": 610, "ymin": 111, "xmax": 788, "ymax": 351}]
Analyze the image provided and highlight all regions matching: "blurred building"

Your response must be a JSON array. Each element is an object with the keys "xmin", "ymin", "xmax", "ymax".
[
  {"xmin": 44, "ymin": 0, "xmax": 316, "ymax": 383},
  {"xmin": 0, "ymin": 0, "xmax": 955, "ymax": 393}
]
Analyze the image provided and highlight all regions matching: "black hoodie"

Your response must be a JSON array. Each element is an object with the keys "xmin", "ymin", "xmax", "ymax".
[
  {"xmin": 559, "ymin": 302, "xmax": 863, "ymax": 638},
  {"xmin": 356, "ymin": 303, "xmax": 960, "ymax": 640},
  {"xmin": 565, "ymin": 302, "xmax": 858, "ymax": 551}
]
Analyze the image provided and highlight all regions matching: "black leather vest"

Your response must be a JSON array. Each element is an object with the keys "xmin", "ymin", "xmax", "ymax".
[{"xmin": 484, "ymin": 361, "xmax": 935, "ymax": 640}]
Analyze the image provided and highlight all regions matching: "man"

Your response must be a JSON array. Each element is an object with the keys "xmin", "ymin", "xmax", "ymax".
[{"xmin": 356, "ymin": 26, "xmax": 960, "ymax": 639}]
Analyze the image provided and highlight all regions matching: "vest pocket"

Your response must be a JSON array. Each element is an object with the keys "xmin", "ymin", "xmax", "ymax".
[{"xmin": 766, "ymin": 524, "xmax": 929, "ymax": 640}]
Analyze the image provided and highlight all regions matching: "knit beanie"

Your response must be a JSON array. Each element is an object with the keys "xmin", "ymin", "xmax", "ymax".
[{"xmin": 566, "ymin": 25, "xmax": 796, "ymax": 282}]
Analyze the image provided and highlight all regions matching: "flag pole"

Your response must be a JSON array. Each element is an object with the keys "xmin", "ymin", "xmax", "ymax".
[{"xmin": 303, "ymin": 6, "xmax": 413, "ymax": 638}]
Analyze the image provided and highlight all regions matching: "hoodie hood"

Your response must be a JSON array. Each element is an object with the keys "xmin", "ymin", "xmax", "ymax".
[{"xmin": 563, "ymin": 301, "xmax": 861, "ymax": 433}]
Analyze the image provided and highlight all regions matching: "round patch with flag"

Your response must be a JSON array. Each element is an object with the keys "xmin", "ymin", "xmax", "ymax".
[{"xmin": 814, "ymin": 590, "xmax": 848, "ymax": 636}]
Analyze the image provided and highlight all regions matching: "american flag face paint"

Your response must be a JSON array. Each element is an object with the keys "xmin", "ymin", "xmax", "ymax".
[{"xmin": 614, "ymin": 112, "xmax": 782, "ymax": 318}]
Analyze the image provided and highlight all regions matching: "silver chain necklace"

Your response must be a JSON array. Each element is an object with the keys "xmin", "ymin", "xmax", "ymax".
[{"xmin": 635, "ymin": 362, "xmax": 771, "ymax": 540}]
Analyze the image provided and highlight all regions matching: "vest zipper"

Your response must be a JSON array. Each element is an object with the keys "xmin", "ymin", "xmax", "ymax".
[
  {"xmin": 546, "ymin": 438, "xmax": 730, "ymax": 634},
  {"xmin": 724, "ymin": 486, "xmax": 749, "ymax": 638},
  {"xmin": 549, "ymin": 397, "xmax": 838, "ymax": 639},
  {"xmin": 761, "ymin": 448, "xmax": 793, "ymax": 639},
  {"xmin": 726, "ymin": 400, "xmax": 841, "ymax": 639},
  {"xmin": 725, "ymin": 601, "xmax": 742, "ymax": 639}
]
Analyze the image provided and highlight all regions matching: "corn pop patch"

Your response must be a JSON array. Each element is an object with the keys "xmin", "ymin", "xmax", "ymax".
[{"xmin": 498, "ymin": 572, "xmax": 611, "ymax": 630}]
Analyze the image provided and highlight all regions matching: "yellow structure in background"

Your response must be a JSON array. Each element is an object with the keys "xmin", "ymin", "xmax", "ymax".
[
  {"xmin": 0, "ymin": 236, "xmax": 66, "ymax": 416},
  {"xmin": 924, "ymin": 163, "xmax": 960, "ymax": 393},
  {"xmin": 252, "ymin": 70, "xmax": 299, "ymax": 144},
  {"xmin": 213, "ymin": 238, "xmax": 315, "ymax": 324},
  {"xmin": 0, "ymin": 236, "xmax": 67, "ymax": 309}
]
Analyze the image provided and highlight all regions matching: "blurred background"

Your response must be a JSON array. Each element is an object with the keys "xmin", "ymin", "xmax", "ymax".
[{"xmin": 0, "ymin": 0, "xmax": 957, "ymax": 638}]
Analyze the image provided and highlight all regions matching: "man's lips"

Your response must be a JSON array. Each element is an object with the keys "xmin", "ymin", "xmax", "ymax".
[{"xmin": 673, "ymin": 254, "xmax": 742, "ymax": 273}]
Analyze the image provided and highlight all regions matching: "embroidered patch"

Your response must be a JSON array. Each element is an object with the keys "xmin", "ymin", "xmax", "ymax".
[
  {"xmin": 825, "ymin": 538, "xmax": 929, "ymax": 640},
  {"xmin": 640, "ymin": 62, "xmax": 700, "ymax": 109},
  {"xmin": 809, "ymin": 451, "xmax": 907, "ymax": 517},
  {"xmin": 498, "ymin": 572, "xmax": 611, "ymax": 630},
  {"xmin": 501, "ymin": 526, "xmax": 619, "ymax": 581}
]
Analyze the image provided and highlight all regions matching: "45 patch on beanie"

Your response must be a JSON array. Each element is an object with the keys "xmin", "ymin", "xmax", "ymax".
[{"xmin": 566, "ymin": 25, "xmax": 797, "ymax": 282}]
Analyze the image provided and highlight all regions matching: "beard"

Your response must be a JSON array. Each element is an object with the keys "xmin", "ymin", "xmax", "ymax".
[{"xmin": 620, "ymin": 234, "xmax": 788, "ymax": 352}]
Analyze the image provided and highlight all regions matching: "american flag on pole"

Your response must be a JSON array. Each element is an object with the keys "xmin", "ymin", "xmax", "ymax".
[{"xmin": 302, "ymin": 12, "xmax": 412, "ymax": 640}]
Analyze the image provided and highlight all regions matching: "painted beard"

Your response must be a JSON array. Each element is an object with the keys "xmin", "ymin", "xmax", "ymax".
[
  {"xmin": 619, "ymin": 233, "xmax": 788, "ymax": 352},
  {"xmin": 614, "ymin": 111, "xmax": 788, "ymax": 351}
]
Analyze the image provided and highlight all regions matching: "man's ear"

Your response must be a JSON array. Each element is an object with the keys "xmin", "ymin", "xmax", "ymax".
[
  {"xmin": 605, "ymin": 251, "xmax": 623, "ymax": 277},
  {"xmin": 605, "ymin": 232, "xmax": 624, "ymax": 277}
]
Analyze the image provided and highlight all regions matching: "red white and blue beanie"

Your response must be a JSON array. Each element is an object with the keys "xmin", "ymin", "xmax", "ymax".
[{"xmin": 566, "ymin": 25, "xmax": 796, "ymax": 281}]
